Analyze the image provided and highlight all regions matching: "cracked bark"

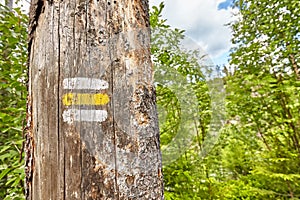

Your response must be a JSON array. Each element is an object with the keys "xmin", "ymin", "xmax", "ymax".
[{"xmin": 26, "ymin": 0, "xmax": 164, "ymax": 199}]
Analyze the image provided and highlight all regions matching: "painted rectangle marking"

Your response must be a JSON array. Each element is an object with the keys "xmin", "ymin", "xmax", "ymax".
[
  {"xmin": 63, "ymin": 93, "xmax": 110, "ymax": 106},
  {"xmin": 63, "ymin": 78, "xmax": 109, "ymax": 90},
  {"xmin": 63, "ymin": 109, "xmax": 108, "ymax": 124}
]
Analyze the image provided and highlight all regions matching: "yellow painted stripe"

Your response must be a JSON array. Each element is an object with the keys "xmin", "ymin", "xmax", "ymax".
[{"xmin": 63, "ymin": 93, "xmax": 110, "ymax": 106}]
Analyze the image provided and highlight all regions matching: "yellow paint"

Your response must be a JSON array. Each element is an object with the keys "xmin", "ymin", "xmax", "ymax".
[{"xmin": 63, "ymin": 93, "xmax": 110, "ymax": 106}]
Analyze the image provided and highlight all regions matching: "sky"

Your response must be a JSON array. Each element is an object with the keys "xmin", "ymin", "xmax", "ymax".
[
  {"xmin": 1, "ymin": 0, "xmax": 235, "ymax": 66},
  {"xmin": 149, "ymin": 0, "xmax": 235, "ymax": 66}
]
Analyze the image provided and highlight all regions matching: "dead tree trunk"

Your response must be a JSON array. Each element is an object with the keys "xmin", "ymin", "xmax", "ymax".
[{"xmin": 25, "ymin": 0, "xmax": 164, "ymax": 199}]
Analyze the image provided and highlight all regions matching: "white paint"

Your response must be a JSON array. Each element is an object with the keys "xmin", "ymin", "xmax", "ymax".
[
  {"xmin": 125, "ymin": 58, "xmax": 131, "ymax": 70},
  {"xmin": 62, "ymin": 109, "xmax": 108, "ymax": 124},
  {"xmin": 63, "ymin": 78, "xmax": 109, "ymax": 90},
  {"xmin": 70, "ymin": 155, "xmax": 73, "ymax": 167}
]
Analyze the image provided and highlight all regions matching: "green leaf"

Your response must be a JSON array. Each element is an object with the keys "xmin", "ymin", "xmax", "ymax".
[{"xmin": 0, "ymin": 168, "xmax": 11, "ymax": 180}]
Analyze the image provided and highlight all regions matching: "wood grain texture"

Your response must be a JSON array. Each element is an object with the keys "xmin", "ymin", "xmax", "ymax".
[{"xmin": 26, "ymin": 0, "xmax": 164, "ymax": 199}]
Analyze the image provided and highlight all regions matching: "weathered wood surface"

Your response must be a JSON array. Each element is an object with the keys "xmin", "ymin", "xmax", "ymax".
[{"xmin": 25, "ymin": 0, "xmax": 164, "ymax": 199}]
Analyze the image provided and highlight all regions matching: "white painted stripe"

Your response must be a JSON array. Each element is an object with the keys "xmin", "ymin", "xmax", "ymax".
[
  {"xmin": 63, "ymin": 78, "xmax": 109, "ymax": 90},
  {"xmin": 62, "ymin": 109, "xmax": 108, "ymax": 124}
]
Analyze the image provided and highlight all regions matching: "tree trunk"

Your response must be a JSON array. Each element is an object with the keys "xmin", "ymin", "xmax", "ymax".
[
  {"xmin": 25, "ymin": 0, "xmax": 164, "ymax": 199},
  {"xmin": 5, "ymin": 0, "xmax": 13, "ymax": 9}
]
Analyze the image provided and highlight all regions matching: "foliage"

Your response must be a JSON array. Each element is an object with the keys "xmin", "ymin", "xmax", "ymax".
[
  {"xmin": 224, "ymin": 0, "xmax": 300, "ymax": 198},
  {"xmin": 150, "ymin": 3, "xmax": 219, "ymax": 199},
  {"xmin": 151, "ymin": 0, "xmax": 300, "ymax": 199},
  {"xmin": 0, "ymin": 4, "xmax": 27, "ymax": 199},
  {"xmin": 1, "ymin": 0, "xmax": 300, "ymax": 199}
]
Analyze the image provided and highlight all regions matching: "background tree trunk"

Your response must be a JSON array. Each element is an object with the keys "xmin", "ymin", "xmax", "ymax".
[
  {"xmin": 25, "ymin": 0, "xmax": 164, "ymax": 199},
  {"xmin": 5, "ymin": 0, "xmax": 13, "ymax": 9}
]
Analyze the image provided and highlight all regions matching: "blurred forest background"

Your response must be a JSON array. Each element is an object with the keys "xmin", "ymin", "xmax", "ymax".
[{"xmin": 0, "ymin": 0, "xmax": 300, "ymax": 199}]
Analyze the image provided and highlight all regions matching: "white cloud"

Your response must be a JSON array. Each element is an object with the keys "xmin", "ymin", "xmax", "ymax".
[{"xmin": 149, "ymin": 0, "xmax": 235, "ymax": 64}]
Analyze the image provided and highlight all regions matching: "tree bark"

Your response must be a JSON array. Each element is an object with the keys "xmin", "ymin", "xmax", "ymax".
[{"xmin": 25, "ymin": 0, "xmax": 164, "ymax": 199}]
